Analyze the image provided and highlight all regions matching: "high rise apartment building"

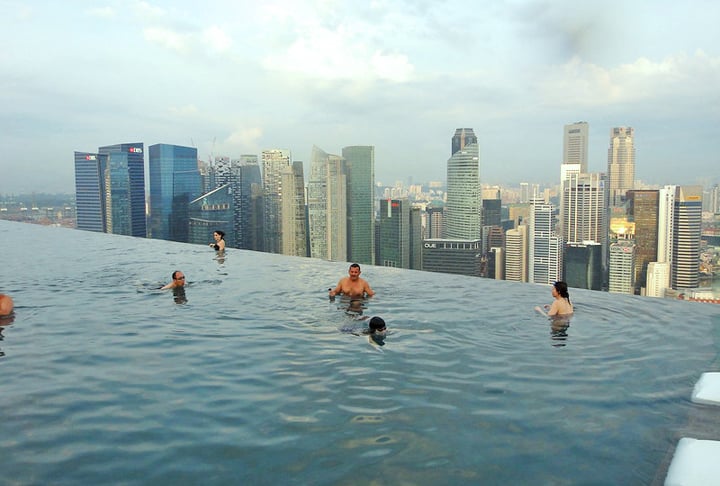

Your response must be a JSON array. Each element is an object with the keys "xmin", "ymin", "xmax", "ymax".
[
  {"xmin": 504, "ymin": 224, "xmax": 528, "ymax": 282},
  {"xmin": 281, "ymin": 161, "xmax": 307, "ymax": 257},
  {"xmin": 307, "ymin": 146, "xmax": 347, "ymax": 261},
  {"xmin": 262, "ymin": 149, "xmax": 291, "ymax": 254},
  {"xmin": 563, "ymin": 122, "xmax": 589, "ymax": 172},
  {"xmin": 607, "ymin": 127, "xmax": 635, "ymax": 207},
  {"xmin": 148, "ymin": 144, "xmax": 200, "ymax": 242},
  {"xmin": 446, "ymin": 128, "xmax": 480, "ymax": 240},
  {"xmin": 560, "ymin": 171, "xmax": 607, "ymax": 246},
  {"xmin": 377, "ymin": 198, "xmax": 410, "ymax": 268},
  {"xmin": 342, "ymin": 146, "xmax": 375, "ymax": 265},
  {"xmin": 426, "ymin": 202, "xmax": 445, "ymax": 239}
]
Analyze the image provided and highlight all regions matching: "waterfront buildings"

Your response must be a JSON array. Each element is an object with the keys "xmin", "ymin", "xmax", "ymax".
[
  {"xmin": 607, "ymin": 127, "xmax": 635, "ymax": 207},
  {"xmin": 377, "ymin": 198, "xmax": 410, "ymax": 268},
  {"xmin": 422, "ymin": 239, "xmax": 482, "ymax": 277},
  {"xmin": 564, "ymin": 242, "xmax": 603, "ymax": 290},
  {"xmin": 608, "ymin": 240, "xmax": 636, "ymax": 294},
  {"xmin": 148, "ymin": 144, "xmax": 200, "ymax": 242},
  {"xmin": 626, "ymin": 190, "xmax": 659, "ymax": 294},
  {"xmin": 505, "ymin": 224, "xmax": 528, "ymax": 282},
  {"xmin": 188, "ymin": 184, "xmax": 234, "ymax": 247}
]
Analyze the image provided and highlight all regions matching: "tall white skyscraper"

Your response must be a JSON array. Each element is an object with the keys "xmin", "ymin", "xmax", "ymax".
[
  {"xmin": 563, "ymin": 122, "xmax": 589, "ymax": 172},
  {"xmin": 529, "ymin": 197, "xmax": 563, "ymax": 284},
  {"xmin": 608, "ymin": 240, "xmax": 636, "ymax": 294},
  {"xmin": 262, "ymin": 149, "xmax": 291, "ymax": 254},
  {"xmin": 307, "ymin": 145, "xmax": 347, "ymax": 261},
  {"xmin": 607, "ymin": 127, "xmax": 635, "ymax": 207},
  {"xmin": 505, "ymin": 224, "xmax": 528, "ymax": 282},
  {"xmin": 446, "ymin": 128, "xmax": 480, "ymax": 240},
  {"xmin": 560, "ymin": 170, "xmax": 607, "ymax": 246},
  {"xmin": 656, "ymin": 185, "xmax": 703, "ymax": 291}
]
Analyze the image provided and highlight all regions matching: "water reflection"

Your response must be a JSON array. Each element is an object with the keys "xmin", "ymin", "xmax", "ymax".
[
  {"xmin": 172, "ymin": 287, "xmax": 187, "ymax": 305},
  {"xmin": 550, "ymin": 315, "xmax": 571, "ymax": 347}
]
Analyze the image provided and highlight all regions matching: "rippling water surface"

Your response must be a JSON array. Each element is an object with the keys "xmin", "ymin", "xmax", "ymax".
[{"xmin": 1, "ymin": 220, "xmax": 719, "ymax": 485}]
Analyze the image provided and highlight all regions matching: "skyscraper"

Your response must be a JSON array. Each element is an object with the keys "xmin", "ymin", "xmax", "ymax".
[
  {"xmin": 426, "ymin": 202, "xmax": 445, "ymax": 239},
  {"xmin": 607, "ymin": 127, "xmax": 635, "ymax": 207},
  {"xmin": 378, "ymin": 198, "xmax": 410, "ymax": 268},
  {"xmin": 262, "ymin": 149, "xmax": 291, "ymax": 254},
  {"xmin": 148, "ymin": 144, "xmax": 200, "ymax": 242},
  {"xmin": 342, "ymin": 146, "xmax": 375, "ymax": 265},
  {"xmin": 626, "ymin": 190, "xmax": 659, "ymax": 294},
  {"xmin": 504, "ymin": 224, "xmax": 528, "ymax": 282},
  {"xmin": 564, "ymin": 242, "xmax": 603, "ymax": 290},
  {"xmin": 608, "ymin": 240, "xmax": 636, "ymax": 294},
  {"xmin": 188, "ymin": 184, "xmax": 234, "ymax": 247},
  {"xmin": 238, "ymin": 155, "xmax": 263, "ymax": 251},
  {"xmin": 670, "ymin": 186, "xmax": 703, "ymax": 290},
  {"xmin": 74, "ymin": 151, "xmax": 108, "ymax": 232},
  {"xmin": 75, "ymin": 143, "xmax": 146, "ymax": 237},
  {"xmin": 529, "ymin": 197, "xmax": 563, "ymax": 284},
  {"xmin": 446, "ymin": 129, "xmax": 480, "ymax": 240},
  {"xmin": 281, "ymin": 161, "xmax": 308, "ymax": 257},
  {"xmin": 563, "ymin": 122, "xmax": 589, "ymax": 172},
  {"xmin": 560, "ymin": 171, "xmax": 607, "ymax": 247},
  {"xmin": 307, "ymin": 146, "xmax": 347, "ymax": 261}
]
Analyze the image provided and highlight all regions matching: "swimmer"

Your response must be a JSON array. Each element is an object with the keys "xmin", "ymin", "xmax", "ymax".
[
  {"xmin": 535, "ymin": 281, "xmax": 573, "ymax": 317},
  {"xmin": 209, "ymin": 230, "xmax": 226, "ymax": 251},
  {"xmin": 0, "ymin": 293, "xmax": 14, "ymax": 317},
  {"xmin": 161, "ymin": 270, "xmax": 186, "ymax": 290},
  {"xmin": 329, "ymin": 263, "xmax": 375, "ymax": 299}
]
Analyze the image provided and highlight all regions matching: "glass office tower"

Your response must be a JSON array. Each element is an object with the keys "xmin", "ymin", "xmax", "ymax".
[
  {"xmin": 74, "ymin": 151, "xmax": 108, "ymax": 232},
  {"xmin": 98, "ymin": 143, "xmax": 147, "ymax": 237},
  {"xmin": 148, "ymin": 144, "xmax": 200, "ymax": 242},
  {"xmin": 342, "ymin": 145, "xmax": 375, "ymax": 265},
  {"xmin": 446, "ymin": 129, "xmax": 480, "ymax": 240}
]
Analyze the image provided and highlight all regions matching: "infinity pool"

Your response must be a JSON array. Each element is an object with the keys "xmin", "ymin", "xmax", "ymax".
[{"xmin": 1, "ymin": 220, "xmax": 718, "ymax": 485}]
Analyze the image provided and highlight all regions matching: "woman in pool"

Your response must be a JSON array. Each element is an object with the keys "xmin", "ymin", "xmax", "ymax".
[
  {"xmin": 536, "ymin": 281, "xmax": 573, "ymax": 317},
  {"xmin": 209, "ymin": 230, "xmax": 226, "ymax": 251}
]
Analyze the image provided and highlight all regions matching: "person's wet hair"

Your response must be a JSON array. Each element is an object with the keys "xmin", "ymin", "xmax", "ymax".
[
  {"xmin": 215, "ymin": 230, "xmax": 225, "ymax": 239},
  {"xmin": 553, "ymin": 281, "xmax": 570, "ymax": 302},
  {"xmin": 369, "ymin": 316, "xmax": 386, "ymax": 333},
  {"xmin": 349, "ymin": 263, "xmax": 361, "ymax": 271}
]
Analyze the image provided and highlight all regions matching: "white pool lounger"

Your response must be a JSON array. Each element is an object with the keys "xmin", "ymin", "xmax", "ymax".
[
  {"xmin": 691, "ymin": 372, "xmax": 720, "ymax": 406},
  {"xmin": 665, "ymin": 438, "xmax": 720, "ymax": 486}
]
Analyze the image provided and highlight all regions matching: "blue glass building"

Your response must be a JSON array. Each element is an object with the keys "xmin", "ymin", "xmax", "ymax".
[
  {"xmin": 97, "ymin": 143, "xmax": 147, "ymax": 237},
  {"xmin": 188, "ymin": 184, "xmax": 235, "ymax": 247},
  {"xmin": 148, "ymin": 144, "xmax": 200, "ymax": 242},
  {"xmin": 74, "ymin": 151, "xmax": 108, "ymax": 232}
]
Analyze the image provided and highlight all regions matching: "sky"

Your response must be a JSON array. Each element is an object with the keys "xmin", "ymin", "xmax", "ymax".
[{"xmin": 1, "ymin": 0, "xmax": 719, "ymax": 194}]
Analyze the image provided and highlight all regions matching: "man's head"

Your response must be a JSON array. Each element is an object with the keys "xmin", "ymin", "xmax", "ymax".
[
  {"xmin": 0, "ymin": 294, "xmax": 14, "ymax": 317},
  {"xmin": 171, "ymin": 271, "xmax": 186, "ymax": 287},
  {"xmin": 348, "ymin": 263, "xmax": 361, "ymax": 280}
]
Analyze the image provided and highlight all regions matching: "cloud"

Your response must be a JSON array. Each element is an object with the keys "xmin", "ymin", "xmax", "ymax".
[
  {"xmin": 535, "ymin": 50, "xmax": 720, "ymax": 111},
  {"xmin": 133, "ymin": 1, "xmax": 166, "ymax": 19},
  {"xmin": 203, "ymin": 26, "xmax": 232, "ymax": 52},
  {"xmin": 168, "ymin": 104, "xmax": 199, "ymax": 117},
  {"xmin": 225, "ymin": 126, "xmax": 264, "ymax": 151},
  {"xmin": 85, "ymin": 6, "xmax": 116, "ymax": 18},
  {"xmin": 143, "ymin": 26, "xmax": 190, "ymax": 53}
]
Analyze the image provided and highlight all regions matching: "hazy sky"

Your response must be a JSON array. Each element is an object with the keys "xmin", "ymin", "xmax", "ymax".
[{"xmin": 1, "ymin": 0, "xmax": 719, "ymax": 194}]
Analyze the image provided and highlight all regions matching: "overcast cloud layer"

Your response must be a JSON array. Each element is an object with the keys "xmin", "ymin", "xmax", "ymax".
[{"xmin": 1, "ymin": 0, "xmax": 719, "ymax": 193}]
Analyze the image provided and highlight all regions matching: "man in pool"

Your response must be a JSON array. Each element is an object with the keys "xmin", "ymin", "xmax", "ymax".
[
  {"xmin": 329, "ymin": 263, "xmax": 375, "ymax": 299},
  {"xmin": 161, "ymin": 271, "xmax": 186, "ymax": 290},
  {"xmin": 0, "ymin": 293, "xmax": 14, "ymax": 317}
]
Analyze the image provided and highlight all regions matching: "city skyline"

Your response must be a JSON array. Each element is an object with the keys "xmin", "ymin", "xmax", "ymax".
[{"xmin": 2, "ymin": 1, "xmax": 720, "ymax": 194}]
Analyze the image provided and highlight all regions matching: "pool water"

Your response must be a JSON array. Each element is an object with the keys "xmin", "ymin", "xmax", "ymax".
[{"xmin": 1, "ymin": 220, "xmax": 719, "ymax": 485}]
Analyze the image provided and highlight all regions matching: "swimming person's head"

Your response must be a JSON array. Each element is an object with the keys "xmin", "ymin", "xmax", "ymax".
[
  {"xmin": 368, "ymin": 316, "xmax": 386, "ymax": 334},
  {"xmin": 553, "ymin": 281, "xmax": 570, "ymax": 301},
  {"xmin": 214, "ymin": 230, "xmax": 225, "ymax": 240}
]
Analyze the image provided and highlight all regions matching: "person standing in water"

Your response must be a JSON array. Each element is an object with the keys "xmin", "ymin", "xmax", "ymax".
[
  {"xmin": 209, "ymin": 230, "xmax": 226, "ymax": 251},
  {"xmin": 536, "ymin": 281, "xmax": 573, "ymax": 317},
  {"xmin": 329, "ymin": 263, "xmax": 375, "ymax": 299}
]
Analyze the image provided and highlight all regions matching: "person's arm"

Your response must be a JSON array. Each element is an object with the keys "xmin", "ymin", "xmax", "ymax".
[
  {"xmin": 160, "ymin": 282, "xmax": 173, "ymax": 290},
  {"xmin": 218, "ymin": 240, "xmax": 226, "ymax": 250},
  {"xmin": 364, "ymin": 281, "xmax": 375, "ymax": 297},
  {"xmin": 329, "ymin": 279, "xmax": 344, "ymax": 297}
]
